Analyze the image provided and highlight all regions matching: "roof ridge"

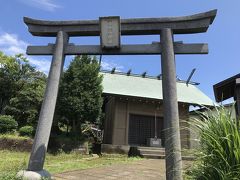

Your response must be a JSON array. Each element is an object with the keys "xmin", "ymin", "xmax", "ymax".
[{"xmin": 100, "ymin": 70, "xmax": 200, "ymax": 85}]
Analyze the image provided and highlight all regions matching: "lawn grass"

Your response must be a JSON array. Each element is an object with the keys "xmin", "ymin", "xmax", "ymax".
[
  {"xmin": 0, "ymin": 150, "xmax": 141, "ymax": 179},
  {"xmin": 46, "ymin": 152, "xmax": 140, "ymax": 174},
  {"xmin": 0, "ymin": 133, "xmax": 31, "ymax": 141},
  {"xmin": 0, "ymin": 150, "xmax": 28, "ymax": 180}
]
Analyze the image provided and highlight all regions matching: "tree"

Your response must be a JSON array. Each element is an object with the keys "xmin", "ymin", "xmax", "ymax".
[
  {"xmin": 0, "ymin": 115, "xmax": 18, "ymax": 133},
  {"xmin": 0, "ymin": 52, "xmax": 46, "ymax": 127},
  {"xmin": 56, "ymin": 55, "xmax": 103, "ymax": 135},
  {"xmin": 4, "ymin": 72, "xmax": 46, "ymax": 127},
  {"xmin": 0, "ymin": 52, "xmax": 23, "ymax": 114}
]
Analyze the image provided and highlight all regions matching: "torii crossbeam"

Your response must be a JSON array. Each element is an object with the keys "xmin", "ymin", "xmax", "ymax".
[{"xmin": 19, "ymin": 10, "xmax": 217, "ymax": 180}]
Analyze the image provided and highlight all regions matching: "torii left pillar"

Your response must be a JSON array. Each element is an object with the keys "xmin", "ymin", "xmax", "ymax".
[{"xmin": 17, "ymin": 31, "xmax": 69, "ymax": 179}]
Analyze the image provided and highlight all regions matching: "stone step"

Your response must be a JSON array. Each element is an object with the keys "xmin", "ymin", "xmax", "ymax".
[
  {"xmin": 142, "ymin": 154, "xmax": 195, "ymax": 160},
  {"xmin": 141, "ymin": 154, "xmax": 165, "ymax": 159},
  {"xmin": 139, "ymin": 149, "xmax": 165, "ymax": 156},
  {"xmin": 138, "ymin": 147, "xmax": 195, "ymax": 160},
  {"xmin": 137, "ymin": 146, "xmax": 165, "ymax": 157},
  {"xmin": 138, "ymin": 147, "xmax": 165, "ymax": 159},
  {"xmin": 137, "ymin": 146, "xmax": 165, "ymax": 151}
]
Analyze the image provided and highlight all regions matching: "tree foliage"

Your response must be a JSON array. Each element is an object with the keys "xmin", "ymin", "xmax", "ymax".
[
  {"xmin": 0, "ymin": 52, "xmax": 46, "ymax": 128},
  {"xmin": 0, "ymin": 115, "xmax": 18, "ymax": 133},
  {"xmin": 0, "ymin": 52, "xmax": 23, "ymax": 114},
  {"xmin": 56, "ymin": 55, "xmax": 103, "ymax": 134},
  {"xmin": 19, "ymin": 125, "xmax": 34, "ymax": 137},
  {"xmin": 0, "ymin": 52, "xmax": 103, "ymax": 139}
]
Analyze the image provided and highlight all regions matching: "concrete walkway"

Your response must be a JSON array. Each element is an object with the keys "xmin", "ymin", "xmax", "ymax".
[{"xmin": 54, "ymin": 159, "xmax": 191, "ymax": 180}]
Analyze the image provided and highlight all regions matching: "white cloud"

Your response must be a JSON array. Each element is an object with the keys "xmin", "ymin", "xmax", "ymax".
[
  {"xmin": 0, "ymin": 32, "xmax": 51, "ymax": 73},
  {"xmin": 28, "ymin": 58, "xmax": 51, "ymax": 74},
  {"xmin": 101, "ymin": 61, "xmax": 124, "ymax": 72},
  {"xmin": 0, "ymin": 33, "xmax": 27, "ymax": 54},
  {"xmin": 18, "ymin": 0, "xmax": 61, "ymax": 12},
  {"xmin": 0, "ymin": 32, "xmax": 124, "ymax": 74}
]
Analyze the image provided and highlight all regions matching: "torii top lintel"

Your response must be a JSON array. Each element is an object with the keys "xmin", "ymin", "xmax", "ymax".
[{"xmin": 24, "ymin": 9, "xmax": 217, "ymax": 37}]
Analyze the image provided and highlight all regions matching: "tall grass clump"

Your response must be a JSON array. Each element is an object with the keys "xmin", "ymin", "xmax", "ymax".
[{"xmin": 187, "ymin": 106, "xmax": 240, "ymax": 180}]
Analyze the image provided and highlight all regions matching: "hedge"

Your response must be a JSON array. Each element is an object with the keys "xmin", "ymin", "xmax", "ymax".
[
  {"xmin": 19, "ymin": 126, "xmax": 34, "ymax": 137},
  {"xmin": 0, "ymin": 115, "xmax": 18, "ymax": 134}
]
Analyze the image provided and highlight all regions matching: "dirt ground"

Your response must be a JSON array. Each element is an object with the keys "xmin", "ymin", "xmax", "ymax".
[{"xmin": 54, "ymin": 159, "xmax": 192, "ymax": 180}]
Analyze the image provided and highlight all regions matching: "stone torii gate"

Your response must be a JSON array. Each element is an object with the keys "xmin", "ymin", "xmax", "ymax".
[{"xmin": 19, "ymin": 10, "xmax": 217, "ymax": 180}]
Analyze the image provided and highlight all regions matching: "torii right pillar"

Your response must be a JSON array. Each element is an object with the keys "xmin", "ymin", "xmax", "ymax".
[{"xmin": 161, "ymin": 28, "xmax": 183, "ymax": 179}]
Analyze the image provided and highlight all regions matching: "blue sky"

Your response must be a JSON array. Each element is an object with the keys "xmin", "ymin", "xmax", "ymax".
[{"xmin": 0, "ymin": 0, "xmax": 239, "ymax": 101}]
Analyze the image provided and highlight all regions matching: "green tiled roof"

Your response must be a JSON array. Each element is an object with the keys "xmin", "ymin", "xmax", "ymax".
[{"xmin": 101, "ymin": 72, "xmax": 215, "ymax": 106}]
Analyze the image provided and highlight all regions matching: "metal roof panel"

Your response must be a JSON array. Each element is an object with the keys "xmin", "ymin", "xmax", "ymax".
[{"xmin": 101, "ymin": 72, "xmax": 215, "ymax": 106}]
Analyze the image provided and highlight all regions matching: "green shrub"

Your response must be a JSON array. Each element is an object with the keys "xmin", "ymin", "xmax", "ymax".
[
  {"xmin": 187, "ymin": 107, "xmax": 240, "ymax": 180},
  {"xmin": 0, "ymin": 115, "xmax": 18, "ymax": 134},
  {"xmin": 19, "ymin": 126, "xmax": 34, "ymax": 137}
]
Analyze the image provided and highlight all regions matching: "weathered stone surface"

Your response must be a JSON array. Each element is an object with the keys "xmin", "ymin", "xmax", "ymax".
[
  {"xmin": 27, "ymin": 43, "xmax": 209, "ymax": 55},
  {"xmin": 24, "ymin": 10, "xmax": 217, "ymax": 36},
  {"xmin": 17, "ymin": 169, "xmax": 51, "ymax": 180},
  {"xmin": 28, "ymin": 31, "xmax": 69, "ymax": 171},
  {"xmin": 161, "ymin": 28, "xmax": 183, "ymax": 180}
]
